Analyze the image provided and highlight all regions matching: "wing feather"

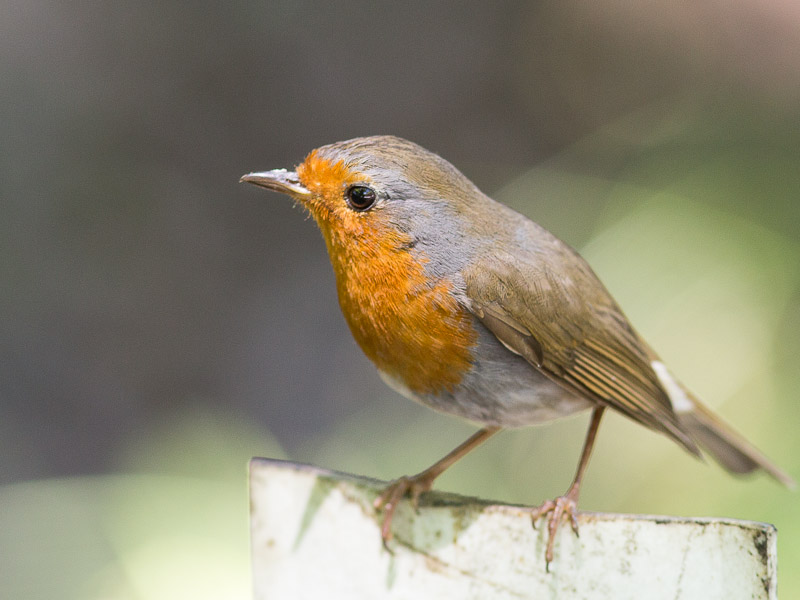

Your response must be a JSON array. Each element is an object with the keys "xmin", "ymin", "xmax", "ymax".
[{"xmin": 463, "ymin": 254, "xmax": 699, "ymax": 455}]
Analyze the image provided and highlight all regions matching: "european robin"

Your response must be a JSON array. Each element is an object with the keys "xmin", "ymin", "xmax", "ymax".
[{"xmin": 241, "ymin": 135, "xmax": 794, "ymax": 566}]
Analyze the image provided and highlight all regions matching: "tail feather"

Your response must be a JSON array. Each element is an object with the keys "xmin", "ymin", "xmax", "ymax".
[
  {"xmin": 679, "ymin": 396, "xmax": 796, "ymax": 489},
  {"xmin": 650, "ymin": 359, "xmax": 795, "ymax": 489}
]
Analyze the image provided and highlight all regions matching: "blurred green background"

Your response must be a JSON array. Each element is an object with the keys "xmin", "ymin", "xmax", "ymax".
[{"xmin": 2, "ymin": 1, "xmax": 798, "ymax": 598}]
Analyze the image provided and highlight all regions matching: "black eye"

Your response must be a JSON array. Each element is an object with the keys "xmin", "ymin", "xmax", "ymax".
[{"xmin": 345, "ymin": 185, "xmax": 377, "ymax": 211}]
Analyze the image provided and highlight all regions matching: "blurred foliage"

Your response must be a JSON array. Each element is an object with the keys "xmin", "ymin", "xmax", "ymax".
[
  {"xmin": 0, "ymin": 410, "xmax": 283, "ymax": 600},
  {"xmin": 2, "ymin": 0, "xmax": 799, "ymax": 598}
]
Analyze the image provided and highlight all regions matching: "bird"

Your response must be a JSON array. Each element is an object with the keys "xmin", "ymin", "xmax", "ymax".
[{"xmin": 240, "ymin": 135, "xmax": 794, "ymax": 566}]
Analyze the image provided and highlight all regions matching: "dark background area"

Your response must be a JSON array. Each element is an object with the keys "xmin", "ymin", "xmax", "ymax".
[{"xmin": 2, "ymin": 2, "xmax": 799, "ymax": 598}]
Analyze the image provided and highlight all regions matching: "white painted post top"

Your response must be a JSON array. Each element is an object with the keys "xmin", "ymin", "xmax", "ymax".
[{"xmin": 249, "ymin": 458, "xmax": 777, "ymax": 600}]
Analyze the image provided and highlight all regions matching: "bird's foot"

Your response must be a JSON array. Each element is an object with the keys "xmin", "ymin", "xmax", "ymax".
[
  {"xmin": 373, "ymin": 472, "xmax": 435, "ymax": 549},
  {"xmin": 530, "ymin": 484, "xmax": 581, "ymax": 570}
]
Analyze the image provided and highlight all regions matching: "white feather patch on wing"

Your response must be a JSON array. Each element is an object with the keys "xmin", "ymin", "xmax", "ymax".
[{"xmin": 652, "ymin": 360, "xmax": 694, "ymax": 413}]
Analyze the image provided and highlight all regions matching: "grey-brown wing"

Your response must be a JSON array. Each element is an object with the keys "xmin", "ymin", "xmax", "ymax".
[{"xmin": 463, "ymin": 254, "xmax": 699, "ymax": 455}]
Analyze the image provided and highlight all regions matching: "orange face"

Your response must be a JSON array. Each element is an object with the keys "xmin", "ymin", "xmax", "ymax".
[
  {"xmin": 293, "ymin": 151, "xmax": 477, "ymax": 396},
  {"xmin": 296, "ymin": 150, "xmax": 372, "ymax": 237}
]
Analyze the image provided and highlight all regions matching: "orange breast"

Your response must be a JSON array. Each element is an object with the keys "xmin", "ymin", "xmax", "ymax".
[{"xmin": 331, "ymin": 233, "xmax": 477, "ymax": 395}]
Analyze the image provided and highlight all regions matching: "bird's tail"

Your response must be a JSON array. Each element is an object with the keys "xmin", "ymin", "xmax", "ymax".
[
  {"xmin": 650, "ymin": 360, "xmax": 795, "ymax": 489},
  {"xmin": 677, "ymin": 396, "xmax": 795, "ymax": 488}
]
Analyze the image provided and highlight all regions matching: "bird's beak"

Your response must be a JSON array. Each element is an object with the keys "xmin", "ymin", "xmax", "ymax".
[{"xmin": 239, "ymin": 169, "xmax": 311, "ymax": 198}]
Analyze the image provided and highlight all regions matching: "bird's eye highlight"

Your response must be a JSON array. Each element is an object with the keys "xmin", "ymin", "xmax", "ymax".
[{"xmin": 345, "ymin": 185, "xmax": 377, "ymax": 211}]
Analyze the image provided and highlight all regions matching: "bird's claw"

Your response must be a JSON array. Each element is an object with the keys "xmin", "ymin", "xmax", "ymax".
[
  {"xmin": 530, "ymin": 489, "xmax": 581, "ymax": 570},
  {"xmin": 373, "ymin": 473, "xmax": 435, "ymax": 548}
]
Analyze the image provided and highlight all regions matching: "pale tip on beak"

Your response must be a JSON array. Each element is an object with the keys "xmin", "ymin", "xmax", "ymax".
[{"xmin": 240, "ymin": 169, "xmax": 311, "ymax": 197}]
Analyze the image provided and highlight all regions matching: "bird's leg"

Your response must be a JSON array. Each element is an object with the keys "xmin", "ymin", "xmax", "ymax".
[
  {"xmin": 531, "ymin": 406, "xmax": 605, "ymax": 569},
  {"xmin": 374, "ymin": 426, "xmax": 500, "ymax": 547}
]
